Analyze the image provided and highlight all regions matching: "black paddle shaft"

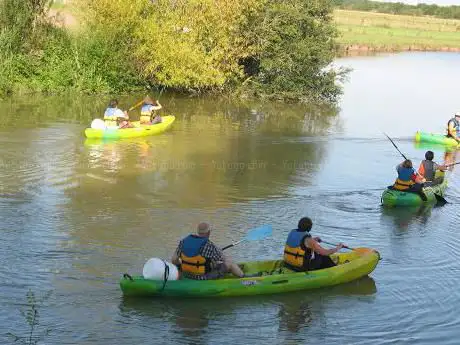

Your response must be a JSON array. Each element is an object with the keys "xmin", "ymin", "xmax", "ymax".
[
  {"xmin": 383, "ymin": 133, "xmax": 407, "ymax": 160},
  {"xmin": 446, "ymin": 161, "xmax": 460, "ymax": 167}
]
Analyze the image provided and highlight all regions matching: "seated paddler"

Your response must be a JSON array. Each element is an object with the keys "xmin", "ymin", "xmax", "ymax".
[
  {"xmin": 283, "ymin": 217, "xmax": 344, "ymax": 272},
  {"xmin": 171, "ymin": 222, "xmax": 245, "ymax": 280},
  {"xmin": 392, "ymin": 159, "xmax": 427, "ymax": 200},
  {"xmin": 140, "ymin": 95, "xmax": 163, "ymax": 125},
  {"xmin": 103, "ymin": 99, "xmax": 133, "ymax": 129},
  {"xmin": 418, "ymin": 151, "xmax": 446, "ymax": 186},
  {"xmin": 447, "ymin": 112, "xmax": 460, "ymax": 143}
]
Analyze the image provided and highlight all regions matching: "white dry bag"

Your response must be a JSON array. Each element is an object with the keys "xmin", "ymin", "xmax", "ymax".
[{"xmin": 142, "ymin": 258, "xmax": 179, "ymax": 281}]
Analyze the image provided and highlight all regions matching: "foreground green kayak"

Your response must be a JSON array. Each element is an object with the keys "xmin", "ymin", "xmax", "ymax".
[
  {"xmin": 381, "ymin": 172, "xmax": 447, "ymax": 207},
  {"xmin": 120, "ymin": 248, "xmax": 380, "ymax": 298},
  {"xmin": 415, "ymin": 131, "xmax": 459, "ymax": 147}
]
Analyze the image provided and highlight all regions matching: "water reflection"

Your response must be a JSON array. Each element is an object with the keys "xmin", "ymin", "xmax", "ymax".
[
  {"xmin": 381, "ymin": 204, "xmax": 434, "ymax": 230},
  {"xmin": 68, "ymin": 96, "xmax": 338, "ymax": 212},
  {"xmin": 0, "ymin": 93, "xmax": 104, "ymax": 129},
  {"xmin": 119, "ymin": 277, "xmax": 376, "ymax": 344}
]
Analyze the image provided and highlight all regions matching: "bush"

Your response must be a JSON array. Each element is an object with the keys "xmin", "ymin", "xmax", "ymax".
[{"xmin": 0, "ymin": 0, "xmax": 346, "ymax": 103}]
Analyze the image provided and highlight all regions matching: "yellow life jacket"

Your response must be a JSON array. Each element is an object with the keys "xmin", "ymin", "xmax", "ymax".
[
  {"xmin": 393, "ymin": 178, "xmax": 415, "ymax": 191},
  {"xmin": 140, "ymin": 104, "xmax": 153, "ymax": 124},
  {"xmin": 180, "ymin": 235, "xmax": 210, "ymax": 276},
  {"xmin": 283, "ymin": 229, "xmax": 311, "ymax": 270},
  {"xmin": 103, "ymin": 107, "xmax": 119, "ymax": 127}
]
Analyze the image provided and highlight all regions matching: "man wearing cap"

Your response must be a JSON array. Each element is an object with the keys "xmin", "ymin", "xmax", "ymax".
[
  {"xmin": 171, "ymin": 222, "xmax": 245, "ymax": 280},
  {"xmin": 140, "ymin": 95, "xmax": 162, "ymax": 125},
  {"xmin": 447, "ymin": 112, "xmax": 460, "ymax": 142}
]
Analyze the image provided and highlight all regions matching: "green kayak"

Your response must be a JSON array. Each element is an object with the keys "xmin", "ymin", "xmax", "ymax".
[
  {"xmin": 415, "ymin": 131, "xmax": 459, "ymax": 147},
  {"xmin": 120, "ymin": 248, "xmax": 380, "ymax": 298},
  {"xmin": 381, "ymin": 171, "xmax": 447, "ymax": 207}
]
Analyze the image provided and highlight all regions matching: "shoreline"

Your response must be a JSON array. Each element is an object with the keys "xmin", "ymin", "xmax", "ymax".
[{"xmin": 338, "ymin": 44, "xmax": 460, "ymax": 56}]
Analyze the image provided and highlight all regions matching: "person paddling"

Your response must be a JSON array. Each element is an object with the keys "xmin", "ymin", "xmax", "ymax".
[
  {"xmin": 171, "ymin": 222, "xmax": 245, "ymax": 280},
  {"xmin": 140, "ymin": 95, "xmax": 162, "ymax": 125},
  {"xmin": 447, "ymin": 112, "xmax": 460, "ymax": 143},
  {"xmin": 283, "ymin": 217, "xmax": 344, "ymax": 272},
  {"xmin": 418, "ymin": 151, "xmax": 446, "ymax": 186},
  {"xmin": 103, "ymin": 99, "xmax": 133, "ymax": 129},
  {"xmin": 392, "ymin": 159, "xmax": 427, "ymax": 200}
]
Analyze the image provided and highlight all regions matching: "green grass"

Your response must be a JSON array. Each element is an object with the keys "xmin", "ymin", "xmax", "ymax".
[
  {"xmin": 51, "ymin": 0, "xmax": 69, "ymax": 10},
  {"xmin": 335, "ymin": 9, "xmax": 460, "ymax": 50}
]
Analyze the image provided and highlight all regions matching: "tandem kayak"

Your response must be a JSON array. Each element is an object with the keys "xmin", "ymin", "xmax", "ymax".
[
  {"xmin": 381, "ymin": 171, "xmax": 447, "ymax": 207},
  {"xmin": 120, "ymin": 248, "xmax": 380, "ymax": 298},
  {"xmin": 415, "ymin": 131, "xmax": 459, "ymax": 147},
  {"xmin": 84, "ymin": 115, "xmax": 175, "ymax": 139}
]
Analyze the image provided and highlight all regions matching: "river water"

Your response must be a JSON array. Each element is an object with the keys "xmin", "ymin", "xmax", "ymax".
[{"xmin": 1, "ymin": 52, "xmax": 460, "ymax": 344}]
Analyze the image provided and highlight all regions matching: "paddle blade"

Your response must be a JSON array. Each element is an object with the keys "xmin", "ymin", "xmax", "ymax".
[
  {"xmin": 245, "ymin": 225, "xmax": 272, "ymax": 241},
  {"xmin": 435, "ymin": 194, "xmax": 448, "ymax": 206}
]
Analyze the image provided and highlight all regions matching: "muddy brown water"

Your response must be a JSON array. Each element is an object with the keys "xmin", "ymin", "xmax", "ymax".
[{"xmin": 1, "ymin": 52, "xmax": 460, "ymax": 344}]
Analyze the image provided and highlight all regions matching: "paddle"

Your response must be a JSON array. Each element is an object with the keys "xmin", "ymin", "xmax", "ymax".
[
  {"xmin": 157, "ymin": 86, "xmax": 166, "ymax": 101},
  {"xmin": 321, "ymin": 240, "xmax": 354, "ymax": 251},
  {"xmin": 445, "ymin": 161, "xmax": 460, "ymax": 168},
  {"xmin": 383, "ymin": 132, "xmax": 408, "ymax": 160},
  {"xmin": 383, "ymin": 132, "xmax": 447, "ymax": 204},
  {"xmin": 127, "ymin": 99, "xmax": 144, "ymax": 112},
  {"xmin": 222, "ymin": 225, "xmax": 272, "ymax": 251}
]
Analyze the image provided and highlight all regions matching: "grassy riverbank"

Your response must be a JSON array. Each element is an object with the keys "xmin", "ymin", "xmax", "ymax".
[{"xmin": 335, "ymin": 10, "xmax": 460, "ymax": 52}]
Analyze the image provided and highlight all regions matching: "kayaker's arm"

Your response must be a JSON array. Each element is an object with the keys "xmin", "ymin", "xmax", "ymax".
[
  {"xmin": 435, "ymin": 162, "xmax": 447, "ymax": 172},
  {"xmin": 171, "ymin": 246, "xmax": 181, "ymax": 266},
  {"xmin": 171, "ymin": 254, "xmax": 180, "ymax": 266},
  {"xmin": 307, "ymin": 238, "xmax": 343, "ymax": 256},
  {"xmin": 151, "ymin": 102, "xmax": 162, "ymax": 111},
  {"xmin": 410, "ymin": 167, "xmax": 426, "ymax": 183}
]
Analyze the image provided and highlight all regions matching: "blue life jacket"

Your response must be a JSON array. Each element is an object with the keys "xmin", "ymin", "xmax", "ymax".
[
  {"xmin": 180, "ymin": 235, "xmax": 210, "ymax": 275},
  {"xmin": 397, "ymin": 166, "xmax": 415, "ymax": 181},
  {"xmin": 283, "ymin": 229, "xmax": 311, "ymax": 270},
  {"xmin": 393, "ymin": 166, "xmax": 415, "ymax": 190}
]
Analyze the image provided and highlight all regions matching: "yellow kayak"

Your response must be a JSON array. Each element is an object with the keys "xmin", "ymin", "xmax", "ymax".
[{"xmin": 84, "ymin": 115, "xmax": 175, "ymax": 139}]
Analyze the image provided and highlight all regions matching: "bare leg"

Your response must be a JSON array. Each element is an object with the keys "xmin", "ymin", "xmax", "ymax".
[{"xmin": 224, "ymin": 256, "xmax": 244, "ymax": 277}]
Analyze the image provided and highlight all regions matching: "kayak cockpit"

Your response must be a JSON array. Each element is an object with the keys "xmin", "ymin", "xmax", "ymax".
[{"xmin": 220, "ymin": 248, "xmax": 377, "ymax": 280}]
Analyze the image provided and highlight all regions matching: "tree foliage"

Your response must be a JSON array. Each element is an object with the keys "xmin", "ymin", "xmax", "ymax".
[
  {"xmin": 79, "ymin": 0, "xmax": 344, "ymax": 102},
  {"xmin": 0, "ymin": 0, "xmax": 344, "ymax": 103}
]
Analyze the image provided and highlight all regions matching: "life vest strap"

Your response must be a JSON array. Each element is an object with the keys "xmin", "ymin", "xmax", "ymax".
[
  {"xmin": 284, "ymin": 250, "xmax": 303, "ymax": 257},
  {"xmin": 181, "ymin": 259, "xmax": 206, "ymax": 267}
]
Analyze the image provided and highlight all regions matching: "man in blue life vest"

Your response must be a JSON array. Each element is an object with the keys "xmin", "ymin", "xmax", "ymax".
[
  {"xmin": 171, "ymin": 222, "xmax": 245, "ymax": 280},
  {"xmin": 283, "ymin": 217, "xmax": 344, "ymax": 272},
  {"xmin": 447, "ymin": 112, "xmax": 460, "ymax": 142}
]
